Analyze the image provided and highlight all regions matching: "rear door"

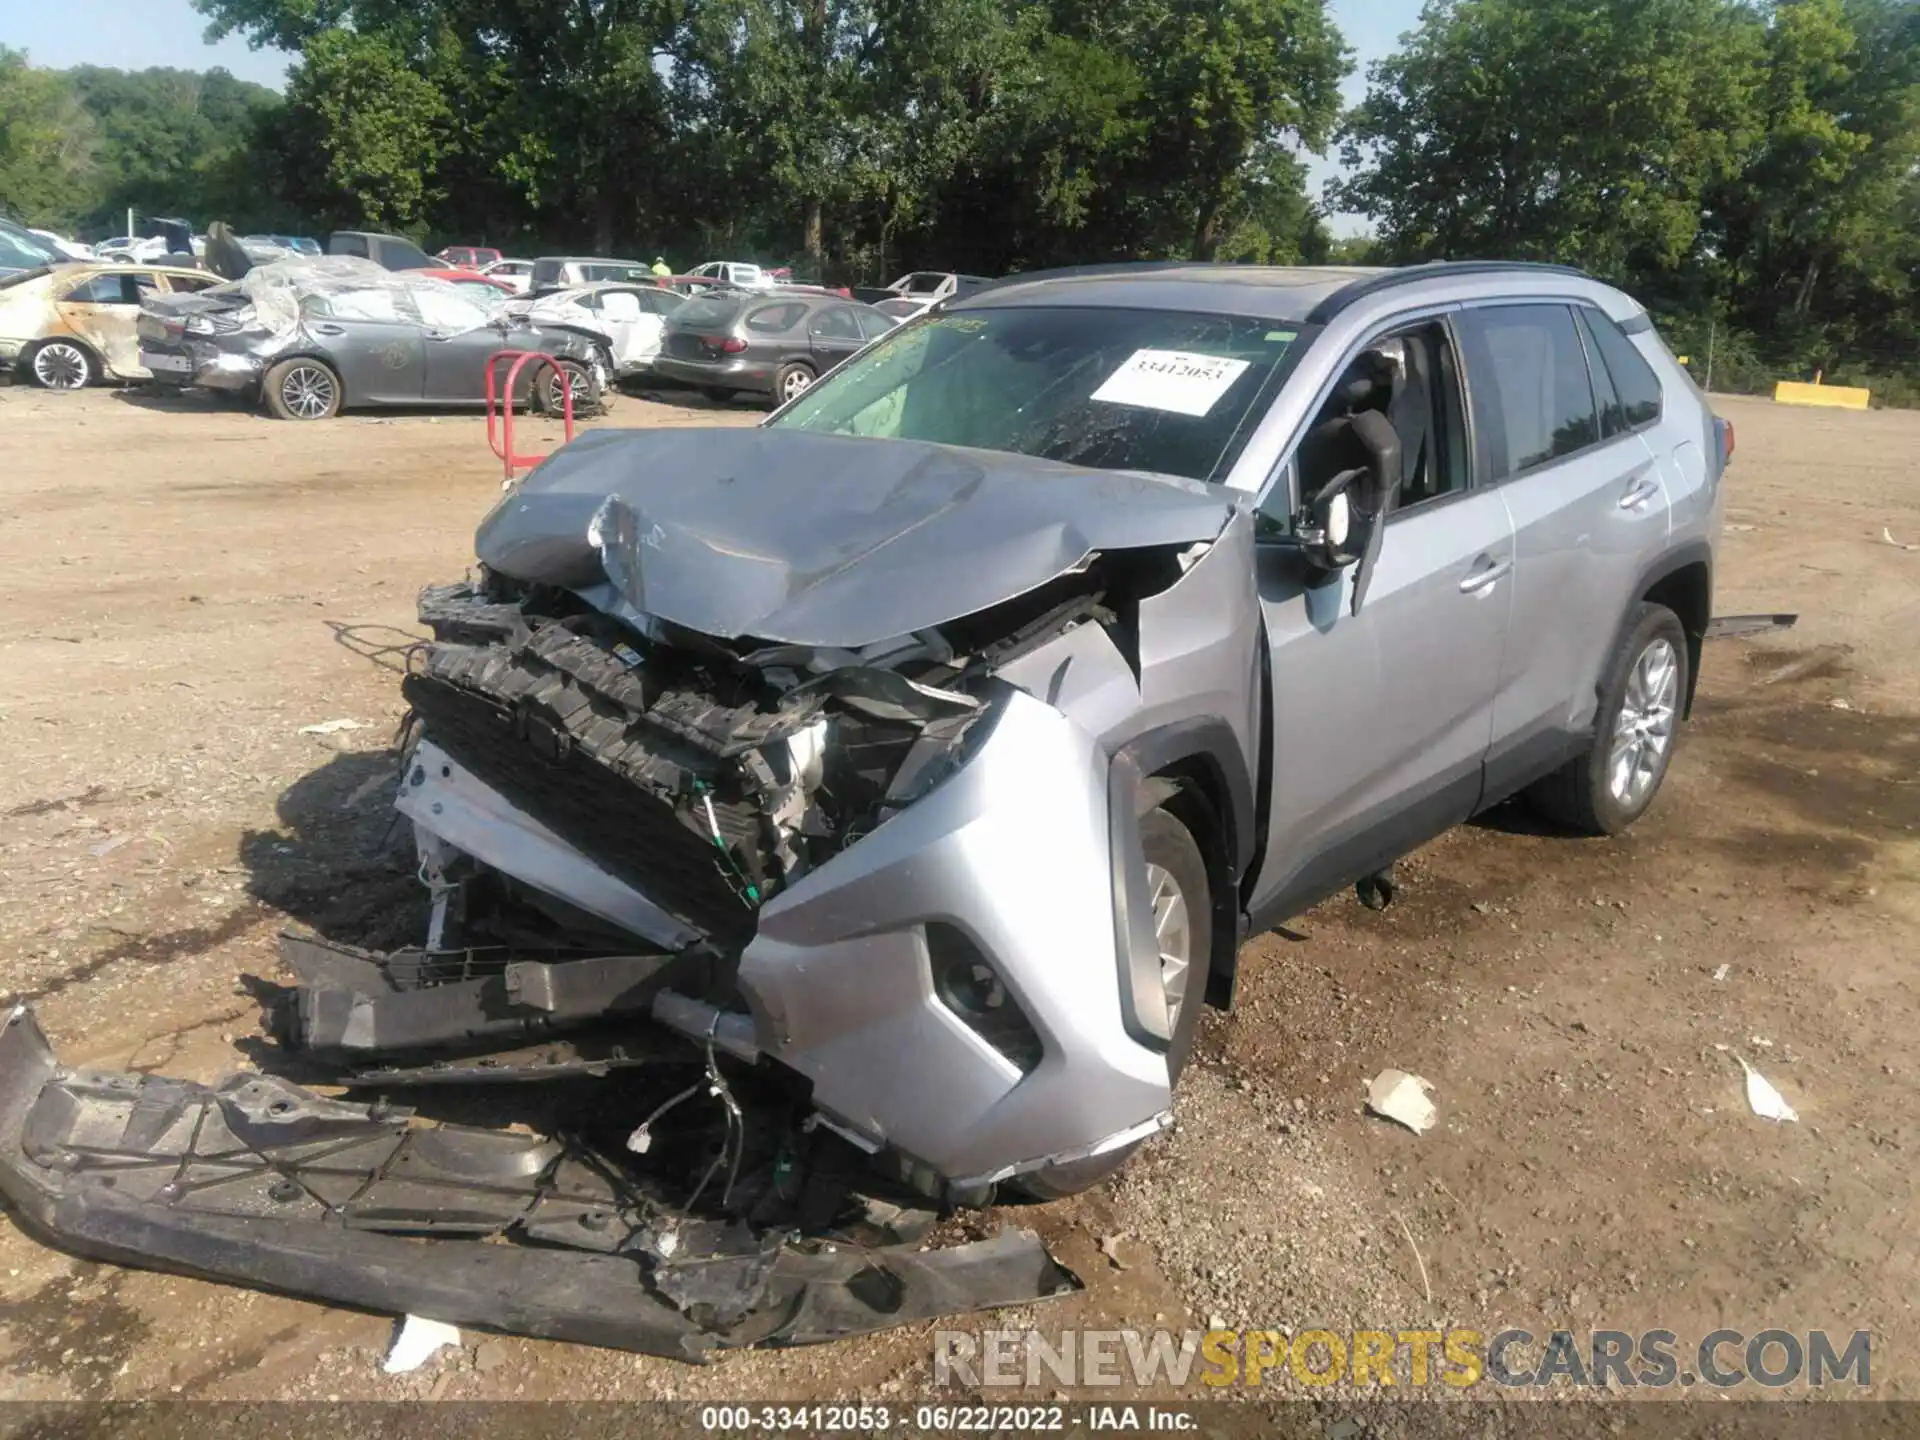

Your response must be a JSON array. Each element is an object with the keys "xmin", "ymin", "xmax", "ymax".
[
  {"xmin": 594, "ymin": 288, "xmax": 662, "ymax": 370},
  {"xmin": 1247, "ymin": 315, "xmax": 1516, "ymax": 923},
  {"xmin": 55, "ymin": 270, "xmax": 161, "ymax": 377},
  {"xmin": 306, "ymin": 287, "xmax": 425, "ymax": 403},
  {"xmin": 1455, "ymin": 303, "xmax": 1672, "ymax": 790}
]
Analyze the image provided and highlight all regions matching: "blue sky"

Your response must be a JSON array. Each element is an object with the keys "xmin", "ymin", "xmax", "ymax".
[{"xmin": 8, "ymin": 0, "xmax": 1424, "ymax": 225}]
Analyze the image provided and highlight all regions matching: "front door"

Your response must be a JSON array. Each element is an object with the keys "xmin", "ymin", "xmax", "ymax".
[
  {"xmin": 807, "ymin": 305, "xmax": 867, "ymax": 370},
  {"xmin": 413, "ymin": 286, "xmax": 506, "ymax": 401},
  {"xmin": 1247, "ymin": 316, "xmax": 1516, "ymax": 925},
  {"xmin": 305, "ymin": 288, "xmax": 424, "ymax": 404}
]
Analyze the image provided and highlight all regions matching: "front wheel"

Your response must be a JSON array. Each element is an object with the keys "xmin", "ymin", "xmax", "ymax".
[
  {"xmin": 1014, "ymin": 804, "xmax": 1212, "ymax": 1200},
  {"xmin": 28, "ymin": 340, "xmax": 95, "ymax": 391},
  {"xmin": 263, "ymin": 358, "xmax": 342, "ymax": 420},
  {"xmin": 1528, "ymin": 602, "xmax": 1689, "ymax": 835},
  {"xmin": 536, "ymin": 358, "xmax": 600, "ymax": 416}
]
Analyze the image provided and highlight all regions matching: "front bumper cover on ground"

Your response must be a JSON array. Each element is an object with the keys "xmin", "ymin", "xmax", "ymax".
[{"xmin": 0, "ymin": 1005, "xmax": 1080, "ymax": 1359}]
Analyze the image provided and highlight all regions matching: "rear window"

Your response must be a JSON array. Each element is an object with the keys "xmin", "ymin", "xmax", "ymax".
[
  {"xmin": 774, "ymin": 305, "xmax": 1308, "ymax": 483},
  {"xmin": 379, "ymin": 239, "xmax": 432, "ymax": 270},
  {"xmin": 674, "ymin": 296, "xmax": 743, "ymax": 329}
]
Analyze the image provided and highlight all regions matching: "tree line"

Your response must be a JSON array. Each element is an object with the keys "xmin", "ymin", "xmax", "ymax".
[{"xmin": 1, "ymin": 0, "xmax": 1915, "ymax": 401}]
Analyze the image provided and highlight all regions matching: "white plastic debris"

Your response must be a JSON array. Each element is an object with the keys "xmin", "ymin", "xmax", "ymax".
[
  {"xmin": 1884, "ymin": 527, "xmax": 1919, "ymax": 552},
  {"xmin": 1365, "ymin": 1070, "xmax": 1438, "ymax": 1134},
  {"xmin": 1734, "ymin": 1054, "xmax": 1798, "ymax": 1124},
  {"xmin": 299, "ymin": 718, "xmax": 366, "ymax": 736},
  {"xmin": 383, "ymin": 1314, "xmax": 462, "ymax": 1373},
  {"xmin": 88, "ymin": 835, "xmax": 130, "ymax": 858},
  {"xmin": 1712, "ymin": 964, "xmax": 1732, "ymax": 981}
]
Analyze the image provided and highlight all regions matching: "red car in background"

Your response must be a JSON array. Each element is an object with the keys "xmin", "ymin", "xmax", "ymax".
[{"xmin": 437, "ymin": 246, "xmax": 504, "ymax": 270}]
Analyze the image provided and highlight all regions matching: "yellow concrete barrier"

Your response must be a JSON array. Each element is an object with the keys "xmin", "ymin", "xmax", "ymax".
[{"xmin": 1774, "ymin": 379, "xmax": 1870, "ymax": 410}]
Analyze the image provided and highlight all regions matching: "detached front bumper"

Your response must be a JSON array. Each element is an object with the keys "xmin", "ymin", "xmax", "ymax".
[{"xmin": 0, "ymin": 1005, "xmax": 1079, "ymax": 1357}]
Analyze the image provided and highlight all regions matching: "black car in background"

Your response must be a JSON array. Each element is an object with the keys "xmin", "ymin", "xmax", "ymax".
[{"xmin": 651, "ymin": 291, "xmax": 898, "ymax": 404}]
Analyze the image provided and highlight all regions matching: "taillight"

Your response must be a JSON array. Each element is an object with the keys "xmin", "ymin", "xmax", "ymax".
[
  {"xmin": 721, "ymin": 337, "xmax": 747, "ymax": 354},
  {"xmin": 1716, "ymin": 416, "xmax": 1736, "ymax": 466}
]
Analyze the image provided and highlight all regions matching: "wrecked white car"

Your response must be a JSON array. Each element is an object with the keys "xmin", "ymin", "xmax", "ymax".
[
  {"xmin": 0, "ymin": 263, "xmax": 220, "ymax": 389},
  {"xmin": 0, "ymin": 261, "xmax": 1726, "ymax": 1356}
]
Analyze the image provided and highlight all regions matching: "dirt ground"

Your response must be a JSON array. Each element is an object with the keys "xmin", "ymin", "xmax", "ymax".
[{"xmin": 0, "ymin": 382, "xmax": 1915, "ymax": 1408}]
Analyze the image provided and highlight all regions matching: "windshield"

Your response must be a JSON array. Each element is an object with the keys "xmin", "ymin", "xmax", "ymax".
[
  {"xmin": 0, "ymin": 219, "xmax": 60, "ymax": 271},
  {"xmin": 771, "ymin": 305, "xmax": 1307, "ymax": 483}
]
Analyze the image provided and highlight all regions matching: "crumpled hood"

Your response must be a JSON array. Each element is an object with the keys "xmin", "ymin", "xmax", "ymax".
[{"xmin": 474, "ymin": 427, "xmax": 1239, "ymax": 647}]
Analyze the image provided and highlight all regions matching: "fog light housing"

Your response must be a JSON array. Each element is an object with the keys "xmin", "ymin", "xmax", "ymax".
[{"xmin": 928, "ymin": 923, "xmax": 1043, "ymax": 1073}]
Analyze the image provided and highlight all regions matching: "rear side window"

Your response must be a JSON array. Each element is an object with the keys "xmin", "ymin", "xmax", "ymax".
[
  {"xmin": 63, "ymin": 274, "xmax": 139, "ymax": 304},
  {"xmin": 1581, "ymin": 308, "xmax": 1663, "ymax": 430},
  {"xmin": 746, "ymin": 302, "xmax": 806, "ymax": 332},
  {"xmin": 1459, "ymin": 304, "xmax": 1599, "ymax": 478}
]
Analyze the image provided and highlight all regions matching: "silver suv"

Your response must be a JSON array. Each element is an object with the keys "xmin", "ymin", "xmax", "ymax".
[
  {"xmin": 0, "ymin": 261, "xmax": 1731, "ymax": 1352},
  {"xmin": 380, "ymin": 261, "xmax": 1730, "ymax": 1199}
]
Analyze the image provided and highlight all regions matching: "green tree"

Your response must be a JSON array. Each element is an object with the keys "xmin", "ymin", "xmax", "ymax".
[
  {"xmin": 283, "ymin": 29, "xmax": 450, "ymax": 231},
  {"xmin": 1335, "ymin": 0, "xmax": 1765, "ymax": 275},
  {"xmin": 0, "ymin": 49, "xmax": 98, "ymax": 228}
]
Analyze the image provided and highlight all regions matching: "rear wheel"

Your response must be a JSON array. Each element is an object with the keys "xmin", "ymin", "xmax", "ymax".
[
  {"xmin": 1014, "ymin": 804, "xmax": 1211, "ymax": 1200},
  {"xmin": 1527, "ymin": 602, "xmax": 1688, "ymax": 835},
  {"xmin": 774, "ymin": 362, "xmax": 815, "ymax": 404},
  {"xmin": 263, "ymin": 358, "xmax": 341, "ymax": 420},
  {"xmin": 28, "ymin": 339, "xmax": 95, "ymax": 391}
]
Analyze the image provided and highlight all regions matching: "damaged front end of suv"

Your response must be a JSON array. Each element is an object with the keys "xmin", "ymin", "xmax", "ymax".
[
  {"xmin": 374, "ymin": 424, "xmax": 1262, "ymax": 1199},
  {"xmin": 3, "ymin": 297, "xmax": 1290, "ymax": 1356}
]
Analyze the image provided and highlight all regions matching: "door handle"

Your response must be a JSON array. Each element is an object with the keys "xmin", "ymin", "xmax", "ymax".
[
  {"xmin": 1459, "ymin": 555, "xmax": 1513, "ymax": 594},
  {"xmin": 311, "ymin": 323, "xmax": 345, "ymax": 336},
  {"xmin": 1618, "ymin": 476, "xmax": 1662, "ymax": 510}
]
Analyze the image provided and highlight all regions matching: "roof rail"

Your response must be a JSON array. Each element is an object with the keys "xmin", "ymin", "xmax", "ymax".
[
  {"xmin": 1306, "ymin": 260, "xmax": 1596, "ymax": 324},
  {"xmin": 969, "ymin": 260, "xmax": 1216, "ymax": 296}
]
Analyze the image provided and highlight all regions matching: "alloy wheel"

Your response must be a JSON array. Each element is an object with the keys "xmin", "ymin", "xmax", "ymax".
[
  {"xmin": 1608, "ymin": 637, "xmax": 1679, "ymax": 807},
  {"xmin": 280, "ymin": 364, "xmax": 336, "ymax": 419},
  {"xmin": 32, "ymin": 342, "xmax": 89, "ymax": 390},
  {"xmin": 1144, "ymin": 861, "xmax": 1192, "ymax": 1028},
  {"xmin": 780, "ymin": 368, "xmax": 812, "ymax": 402}
]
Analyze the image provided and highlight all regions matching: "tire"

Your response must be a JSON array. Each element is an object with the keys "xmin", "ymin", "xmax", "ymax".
[
  {"xmin": 535, "ymin": 358, "xmax": 599, "ymax": 416},
  {"xmin": 1527, "ymin": 602, "xmax": 1689, "ymax": 835},
  {"xmin": 263, "ymin": 358, "xmax": 342, "ymax": 420},
  {"xmin": 773, "ymin": 362, "xmax": 815, "ymax": 405},
  {"xmin": 1015, "ymin": 804, "xmax": 1213, "ymax": 1200},
  {"xmin": 27, "ymin": 339, "xmax": 95, "ymax": 391}
]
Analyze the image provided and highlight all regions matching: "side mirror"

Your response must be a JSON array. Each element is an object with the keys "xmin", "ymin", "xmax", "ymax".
[{"xmin": 1295, "ymin": 467, "xmax": 1366, "ymax": 572}]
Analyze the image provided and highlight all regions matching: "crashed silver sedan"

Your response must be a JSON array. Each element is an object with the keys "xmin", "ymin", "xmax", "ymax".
[{"xmin": 0, "ymin": 260, "xmax": 1723, "ymax": 1355}]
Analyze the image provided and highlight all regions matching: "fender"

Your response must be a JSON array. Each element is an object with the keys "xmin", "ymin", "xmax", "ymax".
[
  {"xmin": 1106, "ymin": 719, "xmax": 1255, "ymax": 1044},
  {"xmin": 1620, "ymin": 538, "xmax": 1713, "ymax": 717}
]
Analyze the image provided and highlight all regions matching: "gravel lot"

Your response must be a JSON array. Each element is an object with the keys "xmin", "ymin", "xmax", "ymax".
[{"xmin": 0, "ymin": 383, "xmax": 1915, "ymax": 1408}]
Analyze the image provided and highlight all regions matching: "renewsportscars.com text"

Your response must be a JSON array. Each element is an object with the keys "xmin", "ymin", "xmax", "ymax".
[{"xmin": 933, "ymin": 1327, "xmax": 1871, "ymax": 1391}]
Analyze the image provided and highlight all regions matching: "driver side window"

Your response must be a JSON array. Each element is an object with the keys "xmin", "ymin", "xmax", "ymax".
[{"xmin": 1287, "ymin": 318, "xmax": 1471, "ymax": 528}]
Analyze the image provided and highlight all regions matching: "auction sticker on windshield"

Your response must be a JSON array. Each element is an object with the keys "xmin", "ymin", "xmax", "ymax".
[{"xmin": 1091, "ymin": 349, "xmax": 1251, "ymax": 417}]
